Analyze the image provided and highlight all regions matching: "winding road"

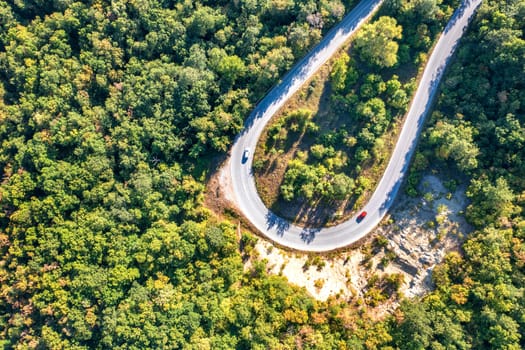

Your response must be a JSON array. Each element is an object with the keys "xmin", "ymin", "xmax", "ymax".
[{"xmin": 229, "ymin": 0, "xmax": 482, "ymax": 252}]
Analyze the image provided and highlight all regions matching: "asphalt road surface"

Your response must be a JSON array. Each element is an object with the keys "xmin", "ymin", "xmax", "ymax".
[{"xmin": 229, "ymin": 0, "xmax": 482, "ymax": 252}]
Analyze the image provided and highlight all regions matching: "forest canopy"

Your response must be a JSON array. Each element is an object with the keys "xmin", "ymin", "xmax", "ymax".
[
  {"xmin": 0, "ymin": 0, "xmax": 524, "ymax": 349},
  {"xmin": 0, "ymin": 0, "xmax": 364, "ymax": 348}
]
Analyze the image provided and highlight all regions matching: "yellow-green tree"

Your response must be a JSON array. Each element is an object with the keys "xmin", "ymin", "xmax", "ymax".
[{"xmin": 354, "ymin": 16, "xmax": 403, "ymax": 68}]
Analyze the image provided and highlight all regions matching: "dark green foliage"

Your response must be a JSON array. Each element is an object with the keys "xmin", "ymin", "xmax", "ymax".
[
  {"xmin": 0, "ymin": 0, "xmax": 376, "ymax": 348},
  {"xmin": 1, "ymin": 0, "xmax": 524, "ymax": 348},
  {"xmin": 392, "ymin": 0, "xmax": 525, "ymax": 349},
  {"xmin": 427, "ymin": 120, "xmax": 479, "ymax": 172}
]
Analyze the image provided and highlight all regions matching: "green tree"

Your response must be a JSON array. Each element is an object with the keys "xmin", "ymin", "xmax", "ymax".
[
  {"xmin": 354, "ymin": 16, "xmax": 403, "ymax": 68},
  {"xmin": 331, "ymin": 173, "xmax": 355, "ymax": 200},
  {"xmin": 330, "ymin": 52, "xmax": 350, "ymax": 92},
  {"xmin": 466, "ymin": 177, "xmax": 515, "ymax": 228},
  {"xmin": 428, "ymin": 121, "xmax": 480, "ymax": 172},
  {"xmin": 357, "ymin": 98, "xmax": 389, "ymax": 136}
]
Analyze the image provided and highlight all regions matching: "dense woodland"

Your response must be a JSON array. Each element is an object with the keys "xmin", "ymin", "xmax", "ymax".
[
  {"xmin": 0, "ymin": 0, "xmax": 524, "ymax": 349},
  {"xmin": 395, "ymin": 0, "xmax": 525, "ymax": 348}
]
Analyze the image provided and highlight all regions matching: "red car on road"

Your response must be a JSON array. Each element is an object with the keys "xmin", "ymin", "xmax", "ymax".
[{"xmin": 356, "ymin": 211, "xmax": 367, "ymax": 222}]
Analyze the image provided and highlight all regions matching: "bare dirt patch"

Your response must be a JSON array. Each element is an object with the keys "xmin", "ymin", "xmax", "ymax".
[
  {"xmin": 244, "ymin": 173, "xmax": 471, "ymax": 310},
  {"xmin": 204, "ymin": 155, "xmax": 237, "ymax": 220}
]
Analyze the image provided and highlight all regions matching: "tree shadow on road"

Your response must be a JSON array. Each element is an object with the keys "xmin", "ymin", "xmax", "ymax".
[{"xmin": 265, "ymin": 211, "xmax": 290, "ymax": 237}]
